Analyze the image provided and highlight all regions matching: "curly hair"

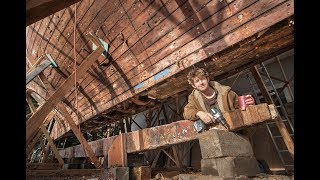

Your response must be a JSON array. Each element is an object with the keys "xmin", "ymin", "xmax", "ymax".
[{"xmin": 187, "ymin": 67, "xmax": 210, "ymax": 85}]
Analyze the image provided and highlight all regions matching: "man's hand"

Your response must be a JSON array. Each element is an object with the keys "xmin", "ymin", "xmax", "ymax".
[
  {"xmin": 245, "ymin": 95, "xmax": 255, "ymax": 105},
  {"xmin": 196, "ymin": 111, "xmax": 214, "ymax": 124}
]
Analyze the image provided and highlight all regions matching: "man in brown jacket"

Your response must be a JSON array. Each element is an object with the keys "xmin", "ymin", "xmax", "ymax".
[{"xmin": 183, "ymin": 67, "xmax": 254, "ymax": 129}]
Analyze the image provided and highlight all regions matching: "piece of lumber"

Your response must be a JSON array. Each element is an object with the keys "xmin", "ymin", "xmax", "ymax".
[
  {"xmin": 58, "ymin": 103, "xmax": 276, "ymax": 158},
  {"xmin": 222, "ymin": 103, "xmax": 278, "ymax": 131},
  {"xmin": 108, "ymin": 134, "xmax": 127, "ymax": 168}
]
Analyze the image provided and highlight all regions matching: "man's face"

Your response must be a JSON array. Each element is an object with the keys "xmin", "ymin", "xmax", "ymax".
[{"xmin": 191, "ymin": 76, "xmax": 209, "ymax": 92}]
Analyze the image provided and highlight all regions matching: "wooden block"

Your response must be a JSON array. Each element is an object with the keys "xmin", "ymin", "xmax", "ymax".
[
  {"xmin": 108, "ymin": 134, "xmax": 127, "ymax": 168},
  {"xmin": 240, "ymin": 108, "xmax": 253, "ymax": 126},
  {"xmin": 201, "ymin": 157, "xmax": 260, "ymax": 177},
  {"xmin": 247, "ymin": 103, "xmax": 273, "ymax": 124},
  {"xmin": 247, "ymin": 105, "xmax": 260, "ymax": 124},
  {"xmin": 222, "ymin": 103, "xmax": 274, "ymax": 130},
  {"xmin": 223, "ymin": 109, "xmax": 244, "ymax": 130},
  {"xmin": 268, "ymin": 104, "xmax": 278, "ymax": 119},
  {"xmin": 197, "ymin": 129, "xmax": 254, "ymax": 159}
]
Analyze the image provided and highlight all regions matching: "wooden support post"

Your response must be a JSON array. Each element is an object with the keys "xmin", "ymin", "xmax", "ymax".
[
  {"xmin": 250, "ymin": 66, "xmax": 294, "ymax": 158},
  {"xmin": 26, "ymin": 45, "xmax": 105, "ymax": 143},
  {"xmin": 108, "ymin": 134, "xmax": 127, "ymax": 167}
]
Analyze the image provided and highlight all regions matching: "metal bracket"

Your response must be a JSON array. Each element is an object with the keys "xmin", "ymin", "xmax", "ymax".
[
  {"xmin": 26, "ymin": 54, "xmax": 58, "ymax": 84},
  {"xmin": 87, "ymin": 32, "xmax": 109, "ymax": 58}
]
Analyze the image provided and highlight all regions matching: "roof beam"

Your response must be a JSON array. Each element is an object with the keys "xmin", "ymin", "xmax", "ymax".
[{"xmin": 26, "ymin": 0, "xmax": 81, "ymax": 26}]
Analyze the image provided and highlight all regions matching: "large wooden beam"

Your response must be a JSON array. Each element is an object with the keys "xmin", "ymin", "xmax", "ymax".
[
  {"xmin": 26, "ymin": 0, "xmax": 81, "ymax": 26},
  {"xmin": 26, "ymin": 45, "xmax": 105, "ymax": 144},
  {"xmin": 59, "ymin": 104, "xmax": 276, "ymax": 158},
  {"xmin": 59, "ymin": 120, "xmax": 197, "ymax": 158}
]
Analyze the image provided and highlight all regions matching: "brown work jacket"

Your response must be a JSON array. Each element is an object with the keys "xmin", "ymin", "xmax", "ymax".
[{"xmin": 183, "ymin": 81, "xmax": 239, "ymax": 120}]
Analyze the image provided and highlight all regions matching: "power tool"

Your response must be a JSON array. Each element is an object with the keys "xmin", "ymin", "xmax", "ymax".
[{"xmin": 210, "ymin": 107, "xmax": 229, "ymax": 130}]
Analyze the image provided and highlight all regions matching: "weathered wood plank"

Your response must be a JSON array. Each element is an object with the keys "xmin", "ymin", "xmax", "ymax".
[
  {"xmin": 108, "ymin": 134, "xmax": 127, "ymax": 168},
  {"xmin": 51, "ymin": 21, "xmax": 293, "ymax": 139},
  {"xmin": 58, "ymin": 103, "xmax": 276, "ymax": 158},
  {"xmin": 65, "ymin": 0, "xmax": 272, "ymax": 114},
  {"xmin": 61, "ymin": 0, "xmax": 246, "ymax": 118},
  {"xmin": 40, "ymin": 126, "xmax": 65, "ymax": 165},
  {"xmin": 34, "ymin": 41, "xmax": 102, "ymax": 168},
  {"xmin": 223, "ymin": 103, "xmax": 277, "ymax": 130},
  {"xmin": 75, "ymin": 0, "xmax": 293, "ymax": 122},
  {"xmin": 28, "ymin": 21, "xmax": 43, "ymax": 56}
]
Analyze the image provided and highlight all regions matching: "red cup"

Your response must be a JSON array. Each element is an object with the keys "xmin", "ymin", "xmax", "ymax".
[
  {"xmin": 238, "ymin": 95, "xmax": 255, "ymax": 110},
  {"xmin": 238, "ymin": 96, "xmax": 247, "ymax": 110}
]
